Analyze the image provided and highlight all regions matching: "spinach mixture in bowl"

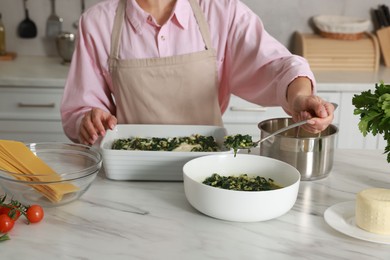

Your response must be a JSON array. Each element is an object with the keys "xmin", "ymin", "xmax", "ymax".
[{"xmin": 203, "ymin": 173, "xmax": 282, "ymax": 191}]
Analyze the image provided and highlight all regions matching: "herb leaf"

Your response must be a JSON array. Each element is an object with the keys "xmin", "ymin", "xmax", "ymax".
[
  {"xmin": 0, "ymin": 233, "xmax": 10, "ymax": 242},
  {"xmin": 352, "ymin": 82, "xmax": 390, "ymax": 162}
]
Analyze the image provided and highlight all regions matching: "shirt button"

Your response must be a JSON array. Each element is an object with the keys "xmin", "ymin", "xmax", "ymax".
[{"xmin": 160, "ymin": 35, "xmax": 165, "ymax": 41}]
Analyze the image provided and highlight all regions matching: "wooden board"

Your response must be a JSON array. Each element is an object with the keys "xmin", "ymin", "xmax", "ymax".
[
  {"xmin": 377, "ymin": 27, "xmax": 390, "ymax": 67},
  {"xmin": 293, "ymin": 32, "xmax": 379, "ymax": 71},
  {"xmin": 0, "ymin": 52, "xmax": 17, "ymax": 61}
]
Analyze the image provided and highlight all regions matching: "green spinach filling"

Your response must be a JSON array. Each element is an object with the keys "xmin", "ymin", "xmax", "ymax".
[
  {"xmin": 223, "ymin": 134, "xmax": 254, "ymax": 156},
  {"xmin": 111, "ymin": 134, "xmax": 220, "ymax": 152},
  {"xmin": 202, "ymin": 173, "xmax": 282, "ymax": 191}
]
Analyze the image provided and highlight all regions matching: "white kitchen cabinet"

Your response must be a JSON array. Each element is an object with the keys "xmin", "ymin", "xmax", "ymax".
[{"xmin": 0, "ymin": 86, "xmax": 69, "ymax": 143}]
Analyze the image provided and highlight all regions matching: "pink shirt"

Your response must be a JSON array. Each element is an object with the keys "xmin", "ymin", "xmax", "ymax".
[{"xmin": 61, "ymin": 0, "xmax": 316, "ymax": 142}]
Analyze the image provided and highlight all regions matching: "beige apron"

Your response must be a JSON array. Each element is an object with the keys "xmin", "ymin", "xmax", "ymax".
[{"xmin": 108, "ymin": 0, "xmax": 223, "ymax": 126}]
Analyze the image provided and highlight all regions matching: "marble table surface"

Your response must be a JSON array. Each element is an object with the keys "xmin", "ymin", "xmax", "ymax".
[{"xmin": 1, "ymin": 149, "xmax": 390, "ymax": 260}]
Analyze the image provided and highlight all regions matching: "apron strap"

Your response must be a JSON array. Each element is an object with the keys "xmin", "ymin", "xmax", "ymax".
[
  {"xmin": 188, "ymin": 0, "xmax": 213, "ymax": 50},
  {"xmin": 109, "ymin": 0, "xmax": 126, "ymax": 68}
]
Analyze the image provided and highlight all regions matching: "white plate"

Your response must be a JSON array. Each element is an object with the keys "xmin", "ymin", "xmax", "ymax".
[{"xmin": 324, "ymin": 201, "xmax": 390, "ymax": 244}]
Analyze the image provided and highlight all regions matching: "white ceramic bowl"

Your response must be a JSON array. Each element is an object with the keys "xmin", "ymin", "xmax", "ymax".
[{"xmin": 183, "ymin": 154, "xmax": 301, "ymax": 222}]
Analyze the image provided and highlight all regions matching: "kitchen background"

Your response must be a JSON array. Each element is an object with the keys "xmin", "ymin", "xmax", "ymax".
[
  {"xmin": 0, "ymin": 0, "xmax": 388, "ymax": 56},
  {"xmin": 1, "ymin": 0, "xmax": 390, "ymax": 149}
]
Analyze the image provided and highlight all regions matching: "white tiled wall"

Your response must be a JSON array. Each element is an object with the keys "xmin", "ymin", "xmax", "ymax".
[{"xmin": 0, "ymin": 0, "xmax": 388, "ymax": 56}]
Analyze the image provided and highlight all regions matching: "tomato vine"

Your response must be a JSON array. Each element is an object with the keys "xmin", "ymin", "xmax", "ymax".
[{"xmin": 0, "ymin": 194, "xmax": 44, "ymax": 242}]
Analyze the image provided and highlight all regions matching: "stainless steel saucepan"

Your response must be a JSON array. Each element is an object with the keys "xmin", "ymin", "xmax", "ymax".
[{"xmin": 258, "ymin": 117, "xmax": 338, "ymax": 181}]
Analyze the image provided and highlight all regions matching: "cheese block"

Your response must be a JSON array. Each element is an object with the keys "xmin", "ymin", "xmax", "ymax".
[
  {"xmin": 355, "ymin": 188, "xmax": 390, "ymax": 235},
  {"xmin": 0, "ymin": 140, "xmax": 78, "ymax": 203}
]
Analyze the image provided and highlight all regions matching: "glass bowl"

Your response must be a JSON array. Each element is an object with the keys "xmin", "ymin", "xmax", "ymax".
[{"xmin": 0, "ymin": 142, "xmax": 102, "ymax": 207}]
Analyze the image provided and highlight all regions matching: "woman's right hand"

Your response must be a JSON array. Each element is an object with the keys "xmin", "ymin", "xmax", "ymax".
[{"xmin": 79, "ymin": 108, "xmax": 117, "ymax": 145}]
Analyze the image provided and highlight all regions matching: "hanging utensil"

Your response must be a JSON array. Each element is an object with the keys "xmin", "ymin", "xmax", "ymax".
[
  {"xmin": 17, "ymin": 0, "xmax": 37, "ymax": 39},
  {"xmin": 73, "ymin": 0, "xmax": 86, "ymax": 29},
  {"xmin": 46, "ymin": 0, "xmax": 63, "ymax": 38}
]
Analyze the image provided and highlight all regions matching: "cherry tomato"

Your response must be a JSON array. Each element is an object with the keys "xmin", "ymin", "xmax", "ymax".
[
  {"xmin": 0, "ymin": 214, "xmax": 15, "ymax": 233},
  {"xmin": 26, "ymin": 205, "xmax": 44, "ymax": 223},
  {"xmin": 0, "ymin": 206, "xmax": 7, "ymax": 215},
  {"xmin": 0, "ymin": 206, "xmax": 21, "ymax": 220}
]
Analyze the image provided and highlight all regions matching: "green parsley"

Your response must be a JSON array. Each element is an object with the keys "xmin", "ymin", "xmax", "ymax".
[{"xmin": 352, "ymin": 81, "xmax": 390, "ymax": 162}]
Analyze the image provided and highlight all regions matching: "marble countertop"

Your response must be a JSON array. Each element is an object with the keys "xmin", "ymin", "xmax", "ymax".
[
  {"xmin": 313, "ymin": 68, "xmax": 390, "ymax": 91},
  {"xmin": 1, "ymin": 56, "xmax": 390, "ymax": 91},
  {"xmin": 0, "ymin": 56, "xmax": 69, "ymax": 87},
  {"xmin": 1, "ymin": 149, "xmax": 390, "ymax": 259}
]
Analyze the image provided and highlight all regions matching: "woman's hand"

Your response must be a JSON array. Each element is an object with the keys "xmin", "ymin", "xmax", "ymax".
[
  {"xmin": 79, "ymin": 108, "xmax": 117, "ymax": 145},
  {"xmin": 287, "ymin": 77, "xmax": 335, "ymax": 133},
  {"xmin": 290, "ymin": 95, "xmax": 335, "ymax": 133}
]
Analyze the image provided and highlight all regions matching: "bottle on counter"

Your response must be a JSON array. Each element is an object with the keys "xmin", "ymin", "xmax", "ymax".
[{"xmin": 0, "ymin": 13, "xmax": 6, "ymax": 56}]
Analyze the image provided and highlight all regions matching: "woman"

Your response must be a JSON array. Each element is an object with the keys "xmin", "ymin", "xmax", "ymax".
[{"xmin": 61, "ymin": 0, "xmax": 335, "ymax": 145}]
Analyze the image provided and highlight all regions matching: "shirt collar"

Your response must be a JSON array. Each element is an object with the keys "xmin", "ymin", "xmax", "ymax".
[
  {"xmin": 174, "ymin": 0, "xmax": 191, "ymax": 30},
  {"xmin": 125, "ymin": 0, "xmax": 192, "ymax": 33}
]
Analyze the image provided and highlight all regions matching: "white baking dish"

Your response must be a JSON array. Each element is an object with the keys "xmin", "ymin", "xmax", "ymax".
[{"xmin": 100, "ymin": 124, "xmax": 231, "ymax": 181}]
